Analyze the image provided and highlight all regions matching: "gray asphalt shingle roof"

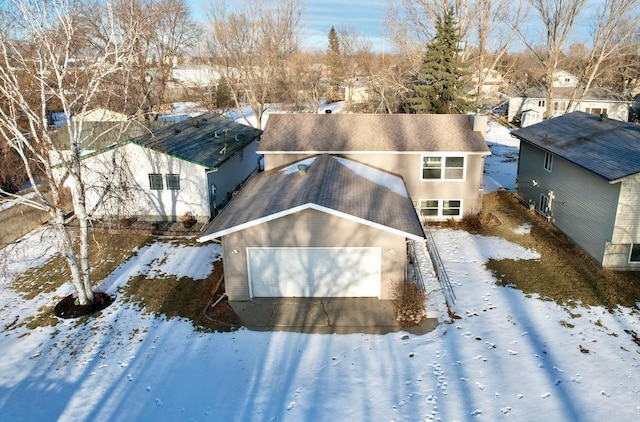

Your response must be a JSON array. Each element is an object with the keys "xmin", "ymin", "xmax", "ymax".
[
  {"xmin": 258, "ymin": 114, "xmax": 490, "ymax": 153},
  {"xmin": 199, "ymin": 154, "xmax": 425, "ymax": 241},
  {"xmin": 132, "ymin": 113, "xmax": 262, "ymax": 169},
  {"xmin": 513, "ymin": 111, "xmax": 640, "ymax": 181}
]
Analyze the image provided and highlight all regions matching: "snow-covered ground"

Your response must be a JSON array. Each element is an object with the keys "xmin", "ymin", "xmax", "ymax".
[
  {"xmin": 483, "ymin": 120, "xmax": 519, "ymax": 192},
  {"xmin": 1, "ymin": 110, "xmax": 638, "ymax": 420},
  {"xmin": 1, "ymin": 226, "xmax": 638, "ymax": 421}
]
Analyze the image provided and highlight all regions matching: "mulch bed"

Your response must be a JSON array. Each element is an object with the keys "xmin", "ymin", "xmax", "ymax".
[{"xmin": 54, "ymin": 291, "xmax": 115, "ymax": 319}]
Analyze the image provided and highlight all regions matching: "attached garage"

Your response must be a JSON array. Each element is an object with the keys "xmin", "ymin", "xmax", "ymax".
[
  {"xmin": 198, "ymin": 155, "xmax": 426, "ymax": 301},
  {"xmin": 247, "ymin": 247, "xmax": 381, "ymax": 298}
]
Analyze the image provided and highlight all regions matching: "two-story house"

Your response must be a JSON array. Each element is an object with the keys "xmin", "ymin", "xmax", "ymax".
[
  {"xmin": 513, "ymin": 111, "xmax": 640, "ymax": 270},
  {"xmin": 198, "ymin": 114, "xmax": 491, "ymax": 301},
  {"xmin": 258, "ymin": 114, "xmax": 490, "ymax": 221}
]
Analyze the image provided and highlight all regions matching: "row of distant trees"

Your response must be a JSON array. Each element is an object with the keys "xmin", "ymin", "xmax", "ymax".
[{"xmin": 1, "ymin": 0, "xmax": 639, "ymax": 308}]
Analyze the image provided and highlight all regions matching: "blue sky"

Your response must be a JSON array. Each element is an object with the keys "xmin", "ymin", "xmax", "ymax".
[
  {"xmin": 190, "ymin": 0, "xmax": 601, "ymax": 54},
  {"xmin": 302, "ymin": 0, "xmax": 386, "ymax": 51},
  {"xmin": 189, "ymin": 0, "xmax": 387, "ymax": 52}
]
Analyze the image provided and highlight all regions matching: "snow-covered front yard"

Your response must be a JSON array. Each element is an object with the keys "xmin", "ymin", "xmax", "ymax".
[
  {"xmin": 0, "ymin": 117, "xmax": 638, "ymax": 420},
  {"xmin": 1, "ymin": 226, "xmax": 638, "ymax": 421}
]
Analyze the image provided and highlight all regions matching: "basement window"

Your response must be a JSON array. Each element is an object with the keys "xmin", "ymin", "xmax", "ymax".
[
  {"xmin": 149, "ymin": 174, "xmax": 163, "ymax": 190},
  {"xmin": 419, "ymin": 199, "xmax": 463, "ymax": 218},
  {"xmin": 630, "ymin": 244, "xmax": 640, "ymax": 263}
]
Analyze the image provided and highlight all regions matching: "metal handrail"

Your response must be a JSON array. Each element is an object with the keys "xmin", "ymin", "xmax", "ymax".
[
  {"xmin": 407, "ymin": 240, "xmax": 426, "ymax": 292},
  {"xmin": 423, "ymin": 225, "xmax": 456, "ymax": 305}
]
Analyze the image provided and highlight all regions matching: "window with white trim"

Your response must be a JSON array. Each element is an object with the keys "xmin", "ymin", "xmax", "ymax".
[
  {"xmin": 585, "ymin": 107, "xmax": 607, "ymax": 116},
  {"xmin": 421, "ymin": 156, "xmax": 465, "ymax": 180},
  {"xmin": 553, "ymin": 101, "xmax": 567, "ymax": 113},
  {"xmin": 539, "ymin": 193, "xmax": 549, "ymax": 216},
  {"xmin": 630, "ymin": 244, "xmax": 640, "ymax": 263},
  {"xmin": 544, "ymin": 151, "xmax": 553, "ymax": 172},
  {"xmin": 149, "ymin": 174, "xmax": 163, "ymax": 190},
  {"xmin": 442, "ymin": 200, "xmax": 462, "ymax": 216},
  {"xmin": 419, "ymin": 199, "xmax": 463, "ymax": 218},
  {"xmin": 165, "ymin": 174, "xmax": 180, "ymax": 190},
  {"xmin": 419, "ymin": 200, "xmax": 439, "ymax": 217}
]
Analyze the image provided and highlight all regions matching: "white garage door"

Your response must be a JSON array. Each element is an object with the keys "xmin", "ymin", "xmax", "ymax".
[{"xmin": 247, "ymin": 247, "xmax": 381, "ymax": 298}]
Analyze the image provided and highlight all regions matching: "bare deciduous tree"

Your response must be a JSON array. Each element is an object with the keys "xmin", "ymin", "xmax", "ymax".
[
  {"xmin": 206, "ymin": 0, "xmax": 304, "ymax": 128},
  {"xmin": 288, "ymin": 52, "xmax": 326, "ymax": 113},
  {"xmin": 468, "ymin": 0, "xmax": 525, "ymax": 107},
  {"xmin": 0, "ymin": 0, "xmax": 140, "ymax": 305},
  {"xmin": 565, "ymin": 0, "xmax": 640, "ymax": 112},
  {"xmin": 82, "ymin": 0, "xmax": 199, "ymax": 118},
  {"xmin": 522, "ymin": 0, "xmax": 587, "ymax": 118}
]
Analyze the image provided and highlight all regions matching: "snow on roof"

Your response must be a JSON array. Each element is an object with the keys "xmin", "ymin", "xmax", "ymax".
[
  {"xmin": 279, "ymin": 157, "xmax": 317, "ymax": 175},
  {"xmin": 334, "ymin": 157, "xmax": 408, "ymax": 198}
]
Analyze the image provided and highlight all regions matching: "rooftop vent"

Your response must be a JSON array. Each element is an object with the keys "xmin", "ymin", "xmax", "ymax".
[
  {"xmin": 600, "ymin": 113, "xmax": 608, "ymax": 122},
  {"xmin": 297, "ymin": 163, "xmax": 308, "ymax": 174},
  {"xmin": 325, "ymin": 109, "xmax": 332, "ymax": 114},
  {"xmin": 192, "ymin": 120, "xmax": 200, "ymax": 128}
]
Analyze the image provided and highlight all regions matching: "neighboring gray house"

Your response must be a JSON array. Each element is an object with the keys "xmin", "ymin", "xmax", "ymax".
[
  {"xmin": 513, "ymin": 111, "xmax": 640, "ymax": 270},
  {"xmin": 258, "ymin": 113, "xmax": 491, "ymax": 221},
  {"xmin": 198, "ymin": 154, "xmax": 425, "ymax": 300},
  {"xmin": 75, "ymin": 114, "xmax": 261, "ymax": 221}
]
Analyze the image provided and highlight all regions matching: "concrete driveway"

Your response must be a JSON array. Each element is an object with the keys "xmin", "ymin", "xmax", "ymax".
[{"xmin": 230, "ymin": 298, "xmax": 438, "ymax": 335}]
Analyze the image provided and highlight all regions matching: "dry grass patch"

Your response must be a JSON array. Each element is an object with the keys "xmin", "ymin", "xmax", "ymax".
[
  {"xmin": 481, "ymin": 191, "xmax": 640, "ymax": 309},
  {"xmin": 12, "ymin": 229, "xmax": 152, "ymax": 300},
  {"xmin": 9, "ymin": 229, "xmax": 152, "ymax": 330},
  {"xmin": 119, "ymin": 260, "xmax": 240, "ymax": 332}
]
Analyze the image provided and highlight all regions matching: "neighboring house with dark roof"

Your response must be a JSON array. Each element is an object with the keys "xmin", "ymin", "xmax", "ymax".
[
  {"xmin": 508, "ymin": 87, "xmax": 632, "ymax": 125},
  {"xmin": 513, "ymin": 111, "xmax": 640, "ymax": 270},
  {"xmin": 78, "ymin": 108, "xmax": 128, "ymax": 122},
  {"xmin": 74, "ymin": 113, "xmax": 261, "ymax": 221},
  {"xmin": 258, "ymin": 113, "xmax": 491, "ymax": 221},
  {"xmin": 197, "ymin": 113, "xmax": 490, "ymax": 301},
  {"xmin": 55, "ymin": 120, "xmax": 171, "ymax": 150},
  {"xmin": 198, "ymin": 154, "xmax": 425, "ymax": 300}
]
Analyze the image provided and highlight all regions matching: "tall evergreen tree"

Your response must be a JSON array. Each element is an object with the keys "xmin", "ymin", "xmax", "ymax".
[
  {"xmin": 215, "ymin": 76, "xmax": 233, "ymax": 109},
  {"xmin": 408, "ymin": 8, "xmax": 470, "ymax": 114},
  {"xmin": 326, "ymin": 26, "xmax": 344, "ymax": 100}
]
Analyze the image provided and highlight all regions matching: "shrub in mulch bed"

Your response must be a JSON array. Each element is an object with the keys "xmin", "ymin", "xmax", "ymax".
[{"xmin": 54, "ymin": 291, "xmax": 115, "ymax": 319}]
